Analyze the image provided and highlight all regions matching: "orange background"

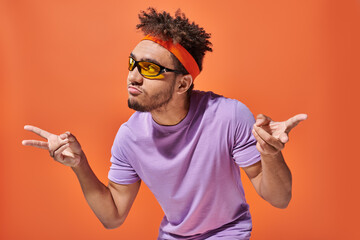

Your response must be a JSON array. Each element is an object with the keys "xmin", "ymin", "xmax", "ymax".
[{"xmin": 1, "ymin": 0, "xmax": 359, "ymax": 239}]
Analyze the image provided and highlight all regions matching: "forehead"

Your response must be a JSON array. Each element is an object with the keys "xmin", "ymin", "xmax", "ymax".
[{"xmin": 131, "ymin": 40, "xmax": 173, "ymax": 66}]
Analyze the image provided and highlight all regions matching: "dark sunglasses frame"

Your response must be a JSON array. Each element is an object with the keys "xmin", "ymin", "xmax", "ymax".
[{"xmin": 128, "ymin": 57, "xmax": 183, "ymax": 77}]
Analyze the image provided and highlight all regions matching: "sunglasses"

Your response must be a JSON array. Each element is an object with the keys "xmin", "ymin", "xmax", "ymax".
[{"xmin": 128, "ymin": 57, "xmax": 182, "ymax": 79}]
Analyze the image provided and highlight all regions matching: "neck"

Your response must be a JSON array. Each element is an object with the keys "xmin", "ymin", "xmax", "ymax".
[{"xmin": 151, "ymin": 96, "xmax": 190, "ymax": 126}]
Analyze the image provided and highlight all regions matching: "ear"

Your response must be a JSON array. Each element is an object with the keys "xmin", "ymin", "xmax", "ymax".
[{"xmin": 176, "ymin": 74, "xmax": 193, "ymax": 95}]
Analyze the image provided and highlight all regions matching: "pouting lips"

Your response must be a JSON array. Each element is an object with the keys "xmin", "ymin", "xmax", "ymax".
[{"xmin": 128, "ymin": 86, "xmax": 142, "ymax": 95}]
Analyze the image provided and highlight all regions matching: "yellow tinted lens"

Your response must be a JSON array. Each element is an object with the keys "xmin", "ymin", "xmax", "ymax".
[
  {"xmin": 144, "ymin": 74, "xmax": 165, "ymax": 79},
  {"xmin": 138, "ymin": 62, "xmax": 161, "ymax": 76},
  {"xmin": 129, "ymin": 58, "xmax": 135, "ymax": 70}
]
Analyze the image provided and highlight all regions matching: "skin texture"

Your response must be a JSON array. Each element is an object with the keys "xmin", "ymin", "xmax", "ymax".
[
  {"xmin": 21, "ymin": 40, "xmax": 194, "ymax": 229},
  {"xmin": 127, "ymin": 40, "xmax": 193, "ymax": 125},
  {"xmin": 244, "ymin": 113, "xmax": 307, "ymax": 208},
  {"xmin": 22, "ymin": 39, "xmax": 307, "ymax": 229}
]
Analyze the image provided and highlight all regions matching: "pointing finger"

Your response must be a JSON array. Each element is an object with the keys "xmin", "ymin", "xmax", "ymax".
[
  {"xmin": 285, "ymin": 113, "xmax": 308, "ymax": 133},
  {"xmin": 22, "ymin": 140, "xmax": 49, "ymax": 150},
  {"xmin": 24, "ymin": 125, "xmax": 51, "ymax": 139}
]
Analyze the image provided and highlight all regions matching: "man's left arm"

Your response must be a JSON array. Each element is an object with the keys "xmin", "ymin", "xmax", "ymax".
[{"xmin": 242, "ymin": 113, "xmax": 307, "ymax": 209}]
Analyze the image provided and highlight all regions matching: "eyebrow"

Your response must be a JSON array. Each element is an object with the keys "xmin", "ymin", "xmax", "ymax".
[{"xmin": 129, "ymin": 52, "xmax": 163, "ymax": 67}]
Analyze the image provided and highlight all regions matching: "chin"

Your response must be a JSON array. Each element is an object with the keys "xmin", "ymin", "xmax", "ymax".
[{"xmin": 128, "ymin": 98, "xmax": 148, "ymax": 112}]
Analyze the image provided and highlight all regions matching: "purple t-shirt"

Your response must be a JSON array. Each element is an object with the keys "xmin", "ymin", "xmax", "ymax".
[{"xmin": 108, "ymin": 91, "xmax": 261, "ymax": 239}]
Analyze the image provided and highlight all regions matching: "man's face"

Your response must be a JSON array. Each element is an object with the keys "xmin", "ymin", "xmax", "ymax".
[{"xmin": 127, "ymin": 40, "xmax": 178, "ymax": 112}]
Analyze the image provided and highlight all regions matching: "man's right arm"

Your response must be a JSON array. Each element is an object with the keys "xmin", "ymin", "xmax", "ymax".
[
  {"xmin": 22, "ymin": 125, "xmax": 140, "ymax": 229},
  {"xmin": 72, "ymin": 153, "xmax": 140, "ymax": 229}
]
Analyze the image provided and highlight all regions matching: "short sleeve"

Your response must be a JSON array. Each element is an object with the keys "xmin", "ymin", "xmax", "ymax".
[
  {"xmin": 232, "ymin": 101, "xmax": 261, "ymax": 167},
  {"xmin": 108, "ymin": 125, "xmax": 141, "ymax": 184}
]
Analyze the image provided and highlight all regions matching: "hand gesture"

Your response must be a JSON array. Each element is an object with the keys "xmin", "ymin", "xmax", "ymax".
[
  {"xmin": 22, "ymin": 125, "xmax": 83, "ymax": 167},
  {"xmin": 252, "ymin": 113, "xmax": 307, "ymax": 155}
]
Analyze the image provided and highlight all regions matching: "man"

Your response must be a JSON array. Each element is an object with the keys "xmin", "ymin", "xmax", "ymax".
[{"xmin": 22, "ymin": 8, "xmax": 307, "ymax": 240}]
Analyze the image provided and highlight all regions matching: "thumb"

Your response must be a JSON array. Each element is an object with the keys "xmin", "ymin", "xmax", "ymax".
[{"xmin": 279, "ymin": 132, "xmax": 289, "ymax": 144}]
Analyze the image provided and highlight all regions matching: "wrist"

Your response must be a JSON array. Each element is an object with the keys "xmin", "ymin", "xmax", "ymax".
[
  {"xmin": 260, "ymin": 151, "xmax": 284, "ymax": 163},
  {"xmin": 71, "ymin": 151, "xmax": 88, "ymax": 171}
]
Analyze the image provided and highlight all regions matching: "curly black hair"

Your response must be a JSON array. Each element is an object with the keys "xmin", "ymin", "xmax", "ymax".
[{"xmin": 136, "ymin": 7, "xmax": 213, "ymax": 73}]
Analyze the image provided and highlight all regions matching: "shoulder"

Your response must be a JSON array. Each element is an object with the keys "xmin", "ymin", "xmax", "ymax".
[{"xmin": 191, "ymin": 90, "xmax": 254, "ymax": 121}]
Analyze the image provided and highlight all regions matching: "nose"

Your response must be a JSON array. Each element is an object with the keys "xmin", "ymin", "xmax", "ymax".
[{"xmin": 127, "ymin": 67, "xmax": 143, "ymax": 85}]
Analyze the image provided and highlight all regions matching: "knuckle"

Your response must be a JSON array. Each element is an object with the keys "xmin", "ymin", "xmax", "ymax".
[
  {"xmin": 259, "ymin": 141, "xmax": 267, "ymax": 149},
  {"xmin": 257, "ymin": 114, "xmax": 264, "ymax": 118}
]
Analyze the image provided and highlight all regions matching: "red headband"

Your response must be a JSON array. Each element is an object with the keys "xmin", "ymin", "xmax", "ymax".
[{"xmin": 142, "ymin": 35, "xmax": 200, "ymax": 80}]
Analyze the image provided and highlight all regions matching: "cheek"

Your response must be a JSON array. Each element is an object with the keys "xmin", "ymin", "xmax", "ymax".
[{"xmin": 143, "ymin": 79, "xmax": 175, "ymax": 94}]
